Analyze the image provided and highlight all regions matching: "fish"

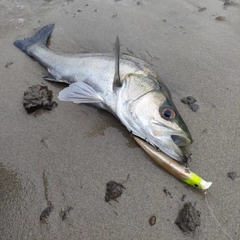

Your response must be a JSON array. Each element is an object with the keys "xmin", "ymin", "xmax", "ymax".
[
  {"xmin": 134, "ymin": 136, "xmax": 212, "ymax": 189},
  {"xmin": 13, "ymin": 24, "xmax": 192, "ymax": 162}
]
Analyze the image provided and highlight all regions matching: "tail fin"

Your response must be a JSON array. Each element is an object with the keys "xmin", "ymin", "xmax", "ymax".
[{"xmin": 13, "ymin": 24, "xmax": 55, "ymax": 55}]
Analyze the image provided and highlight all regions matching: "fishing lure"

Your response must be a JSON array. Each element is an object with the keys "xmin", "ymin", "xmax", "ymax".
[{"xmin": 134, "ymin": 136, "xmax": 212, "ymax": 190}]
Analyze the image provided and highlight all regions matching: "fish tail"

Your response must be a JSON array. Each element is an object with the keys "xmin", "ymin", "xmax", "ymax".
[{"xmin": 13, "ymin": 24, "xmax": 55, "ymax": 55}]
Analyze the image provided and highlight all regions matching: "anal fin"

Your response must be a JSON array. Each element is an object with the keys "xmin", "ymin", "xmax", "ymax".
[{"xmin": 58, "ymin": 82, "xmax": 103, "ymax": 104}]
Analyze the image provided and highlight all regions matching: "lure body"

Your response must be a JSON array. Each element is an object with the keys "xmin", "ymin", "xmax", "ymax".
[{"xmin": 134, "ymin": 136, "xmax": 212, "ymax": 190}]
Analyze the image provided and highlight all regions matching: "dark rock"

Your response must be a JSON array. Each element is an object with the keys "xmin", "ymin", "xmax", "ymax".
[
  {"xmin": 23, "ymin": 84, "xmax": 57, "ymax": 113},
  {"xmin": 181, "ymin": 96, "xmax": 199, "ymax": 112},
  {"xmin": 181, "ymin": 96, "xmax": 197, "ymax": 105},
  {"xmin": 175, "ymin": 202, "xmax": 201, "ymax": 233},
  {"xmin": 105, "ymin": 181, "xmax": 125, "ymax": 202},
  {"xmin": 149, "ymin": 216, "xmax": 156, "ymax": 226},
  {"xmin": 189, "ymin": 103, "xmax": 199, "ymax": 112},
  {"xmin": 227, "ymin": 172, "xmax": 237, "ymax": 180},
  {"xmin": 215, "ymin": 16, "xmax": 226, "ymax": 21},
  {"xmin": 40, "ymin": 203, "xmax": 53, "ymax": 224},
  {"xmin": 198, "ymin": 7, "xmax": 207, "ymax": 12}
]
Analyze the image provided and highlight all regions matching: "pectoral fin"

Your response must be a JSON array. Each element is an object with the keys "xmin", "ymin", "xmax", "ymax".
[
  {"xmin": 113, "ymin": 36, "xmax": 121, "ymax": 89},
  {"xmin": 58, "ymin": 82, "xmax": 103, "ymax": 103}
]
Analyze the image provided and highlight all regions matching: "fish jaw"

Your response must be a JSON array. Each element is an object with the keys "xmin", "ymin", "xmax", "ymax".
[
  {"xmin": 149, "ymin": 119, "xmax": 192, "ymax": 162},
  {"xmin": 150, "ymin": 135, "xmax": 189, "ymax": 162},
  {"xmin": 146, "ymin": 116, "xmax": 192, "ymax": 162}
]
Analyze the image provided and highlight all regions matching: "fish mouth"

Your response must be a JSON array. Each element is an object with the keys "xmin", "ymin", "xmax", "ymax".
[
  {"xmin": 147, "ymin": 133, "xmax": 191, "ymax": 162},
  {"xmin": 168, "ymin": 134, "xmax": 192, "ymax": 162},
  {"xmin": 171, "ymin": 134, "xmax": 192, "ymax": 147},
  {"xmin": 150, "ymin": 122, "xmax": 192, "ymax": 162},
  {"xmin": 152, "ymin": 120, "xmax": 193, "ymax": 147},
  {"xmin": 158, "ymin": 136, "xmax": 189, "ymax": 163},
  {"xmin": 147, "ymin": 120, "xmax": 193, "ymax": 162}
]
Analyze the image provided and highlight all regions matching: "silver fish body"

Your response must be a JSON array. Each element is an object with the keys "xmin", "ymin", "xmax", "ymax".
[
  {"xmin": 14, "ymin": 24, "xmax": 192, "ymax": 162},
  {"xmin": 28, "ymin": 47, "xmax": 159, "ymax": 112}
]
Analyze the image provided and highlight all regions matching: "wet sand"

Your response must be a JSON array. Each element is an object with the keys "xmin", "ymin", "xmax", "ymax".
[{"xmin": 1, "ymin": 0, "xmax": 240, "ymax": 239}]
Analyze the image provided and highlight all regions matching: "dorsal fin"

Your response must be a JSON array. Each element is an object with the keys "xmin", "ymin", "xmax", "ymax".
[{"xmin": 113, "ymin": 36, "xmax": 121, "ymax": 89}]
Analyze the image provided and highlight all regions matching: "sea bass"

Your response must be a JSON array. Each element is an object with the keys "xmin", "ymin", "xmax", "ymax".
[{"xmin": 14, "ymin": 24, "xmax": 192, "ymax": 162}]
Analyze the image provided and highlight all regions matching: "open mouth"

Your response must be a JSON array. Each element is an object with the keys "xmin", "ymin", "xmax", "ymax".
[{"xmin": 171, "ymin": 135, "xmax": 192, "ymax": 147}]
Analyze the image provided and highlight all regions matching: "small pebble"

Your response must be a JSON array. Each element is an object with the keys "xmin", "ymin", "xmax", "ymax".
[
  {"xmin": 198, "ymin": 7, "xmax": 207, "ymax": 12},
  {"xmin": 149, "ymin": 216, "xmax": 156, "ymax": 226},
  {"xmin": 227, "ymin": 172, "xmax": 237, "ymax": 180},
  {"xmin": 215, "ymin": 16, "xmax": 226, "ymax": 21}
]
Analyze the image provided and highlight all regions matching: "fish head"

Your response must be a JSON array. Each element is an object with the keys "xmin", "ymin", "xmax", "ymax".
[{"xmin": 125, "ymin": 78, "xmax": 192, "ymax": 162}]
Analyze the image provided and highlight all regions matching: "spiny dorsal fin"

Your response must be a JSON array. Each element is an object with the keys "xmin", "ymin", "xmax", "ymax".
[{"xmin": 113, "ymin": 36, "xmax": 121, "ymax": 89}]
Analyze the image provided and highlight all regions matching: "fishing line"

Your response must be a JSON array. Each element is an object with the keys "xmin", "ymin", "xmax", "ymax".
[{"xmin": 204, "ymin": 191, "xmax": 233, "ymax": 240}]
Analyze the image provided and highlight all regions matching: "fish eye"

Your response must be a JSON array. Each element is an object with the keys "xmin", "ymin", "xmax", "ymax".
[{"xmin": 161, "ymin": 108, "xmax": 176, "ymax": 120}]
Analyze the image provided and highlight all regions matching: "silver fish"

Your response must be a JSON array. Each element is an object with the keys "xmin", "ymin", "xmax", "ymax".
[{"xmin": 14, "ymin": 24, "xmax": 192, "ymax": 162}]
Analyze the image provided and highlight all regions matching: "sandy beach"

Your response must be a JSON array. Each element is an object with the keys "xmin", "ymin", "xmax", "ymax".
[{"xmin": 1, "ymin": 0, "xmax": 240, "ymax": 239}]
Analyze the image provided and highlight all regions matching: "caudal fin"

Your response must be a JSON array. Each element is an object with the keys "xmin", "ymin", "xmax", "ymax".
[{"xmin": 13, "ymin": 24, "xmax": 55, "ymax": 55}]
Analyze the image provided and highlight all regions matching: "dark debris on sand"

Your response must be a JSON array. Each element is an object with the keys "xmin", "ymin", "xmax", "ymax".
[
  {"xmin": 23, "ymin": 84, "xmax": 57, "ymax": 113},
  {"xmin": 181, "ymin": 96, "xmax": 199, "ymax": 112},
  {"xmin": 215, "ymin": 16, "xmax": 226, "ymax": 21},
  {"xmin": 105, "ymin": 181, "xmax": 125, "ymax": 202},
  {"xmin": 40, "ymin": 203, "xmax": 53, "ymax": 224},
  {"xmin": 163, "ymin": 187, "xmax": 173, "ymax": 198},
  {"xmin": 5, "ymin": 61, "xmax": 13, "ymax": 68},
  {"xmin": 149, "ymin": 216, "xmax": 156, "ymax": 226},
  {"xmin": 198, "ymin": 7, "xmax": 207, "ymax": 12},
  {"xmin": 175, "ymin": 202, "xmax": 201, "ymax": 233},
  {"xmin": 60, "ymin": 206, "xmax": 74, "ymax": 220},
  {"xmin": 227, "ymin": 171, "xmax": 238, "ymax": 180}
]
